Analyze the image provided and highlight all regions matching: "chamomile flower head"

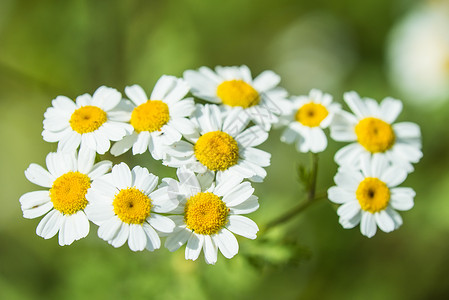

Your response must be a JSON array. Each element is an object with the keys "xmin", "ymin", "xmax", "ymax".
[
  {"xmin": 164, "ymin": 167, "xmax": 259, "ymax": 265},
  {"xmin": 184, "ymin": 65, "xmax": 289, "ymax": 130},
  {"xmin": 330, "ymin": 91, "xmax": 422, "ymax": 172},
  {"xmin": 110, "ymin": 76, "xmax": 196, "ymax": 160},
  {"xmin": 19, "ymin": 148, "xmax": 112, "ymax": 245},
  {"xmin": 328, "ymin": 155, "xmax": 415, "ymax": 238},
  {"xmin": 280, "ymin": 89, "xmax": 340, "ymax": 153},
  {"xmin": 85, "ymin": 163, "xmax": 176, "ymax": 252},
  {"xmin": 163, "ymin": 104, "xmax": 271, "ymax": 182},
  {"xmin": 42, "ymin": 86, "xmax": 133, "ymax": 155}
]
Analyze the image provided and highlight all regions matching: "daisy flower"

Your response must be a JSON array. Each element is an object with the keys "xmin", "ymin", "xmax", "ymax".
[
  {"xmin": 280, "ymin": 89, "xmax": 340, "ymax": 153},
  {"xmin": 183, "ymin": 65, "xmax": 289, "ymax": 130},
  {"xmin": 42, "ymin": 86, "xmax": 133, "ymax": 155},
  {"xmin": 328, "ymin": 155, "xmax": 415, "ymax": 238},
  {"xmin": 163, "ymin": 104, "xmax": 271, "ymax": 182},
  {"xmin": 19, "ymin": 148, "xmax": 112, "ymax": 245},
  {"xmin": 85, "ymin": 163, "xmax": 176, "ymax": 252},
  {"xmin": 110, "ymin": 76, "xmax": 196, "ymax": 160},
  {"xmin": 164, "ymin": 167, "xmax": 259, "ymax": 265},
  {"xmin": 330, "ymin": 91, "xmax": 422, "ymax": 172}
]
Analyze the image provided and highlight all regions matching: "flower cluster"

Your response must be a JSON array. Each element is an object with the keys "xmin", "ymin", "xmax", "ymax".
[{"xmin": 20, "ymin": 65, "xmax": 422, "ymax": 265}]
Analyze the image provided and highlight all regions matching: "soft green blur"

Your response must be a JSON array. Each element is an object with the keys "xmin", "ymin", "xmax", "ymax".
[{"xmin": 1, "ymin": 0, "xmax": 448, "ymax": 299}]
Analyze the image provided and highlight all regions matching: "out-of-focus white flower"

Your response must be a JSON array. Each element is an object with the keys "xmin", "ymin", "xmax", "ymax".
[{"xmin": 388, "ymin": 2, "xmax": 449, "ymax": 105}]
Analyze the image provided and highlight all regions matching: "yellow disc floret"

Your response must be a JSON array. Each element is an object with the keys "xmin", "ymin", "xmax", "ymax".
[
  {"xmin": 216, "ymin": 80, "xmax": 260, "ymax": 108},
  {"xmin": 50, "ymin": 172, "xmax": 90, "ymax": 215},
  {"xmin": 355, "ymin": 117, "xmax": 395, "ymax": 153},
  {"xmin": 113, "ymin": 188, "xmax": 152, "ymax": 224},
  {"xmin": 194, "ymin": 131, "xmax": 239, "ymax": 171},
  {"xmin": 184, "ymin": 192, "xmax": 229, "ymax": 235},
  {"xmin": 356, "ymin": 177, "xmax": 390, "ymax": 213},
  {"xmin": 130, "ymin": 100, "xmax": 170, "ymax": 133},
  {"xmin": 70, "ymin": 106, "xmax": 107, "ymax": 134},
  {"xmin": 295, "ymin": 102, "xmax": 329, "ymax": 127}
]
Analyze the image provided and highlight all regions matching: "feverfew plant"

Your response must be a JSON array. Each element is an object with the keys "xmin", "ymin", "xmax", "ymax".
[{"xmin": 20, "ymin": 65, "xmax": 422, "ymax": 265}]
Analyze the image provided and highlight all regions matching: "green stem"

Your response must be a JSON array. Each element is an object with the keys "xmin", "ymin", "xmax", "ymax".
[{"xmin": 260, "ymin": 153, "xmax": 323, "ymax": 235}]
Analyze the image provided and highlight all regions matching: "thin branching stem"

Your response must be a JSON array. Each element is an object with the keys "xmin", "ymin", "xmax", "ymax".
[{"xmin": 261, "ymin": 153, "xmax": 325, "ymax": 235}]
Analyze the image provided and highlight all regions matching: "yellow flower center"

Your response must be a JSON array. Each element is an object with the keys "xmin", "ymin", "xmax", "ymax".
[
  {"xmin": 130, "ymin": 100, "xmax": 170, "ymax": 133},
  {"xmin": 295, "ymin": 102, "xmax": 329, "ymax": 127},
  {"xmin": 216, "ymin": 80, "xmax": 260, "ymax": 108},
  {"xmin": 355, "ymin": 117, "xmax": 396, "ymax": 153},
  {"xmin": 356, "ymin": 177, "xmax": 390, "ymax": 213},
  {"xmin": 70, "ymin": 106, "xmax": 107, "ymax": 134},
  {"xmin": 113, "ymin": 188, "xmax": 152, "ymax": 224},
  {"xmin": 194, "ymin": 131, "xmax": 239, "ymax": 171},
  {"xmin": 50, "ymin": 172, "xmax": 90, "ymax": 215},
  {"xmin": 184, "ymin": 192, "xmax": 229, "ymax": 235}
]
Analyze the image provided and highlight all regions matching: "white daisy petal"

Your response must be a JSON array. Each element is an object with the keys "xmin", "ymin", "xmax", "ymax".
[
  {"xmin": 150, "ymin": 187, "xmax": 178, "ymax": 213},
  {"xmin": 151, "ymin": 75, "xmax": 176, "ymax": 100},
  {"xmin": 92, "ymin": 86, "xmax": 121, "ymax": 111},
  {"xmin": 125, "ymin": 84, "xmax": 148, "ymax": 106},
  {"xmin": 328, "ymin": 186, "xmax": 356, "ymax": 204},
  {"xmin": 165, "ymin": 228, "xmax": 191, "ymax": 252},
  {"xmin": 110, "ymin": 222, "xmax": 129, "ymax": 248},
  {"xmin": 253, "ymin": 70, "xmax": 281, "ymax": 92},
  {"xmin": 23, "ymin": 201, "xmax": 53, "ymax": 219},
  {"xmin": 36, "ymin": 210, "xmax": 62, "ymax": 239},
  {"xmin": 20, "ymin": 191, "xmax": 51, "ymax": 210},
  {"xmin": 164, "ymin": 79, "xmax": 190, "ymax": 105},
  {"xmin": 344, "ymin": 91, "xmax": 369, "ymax": 118},
  {"xmin": 390, "ymin": 187, "xmax": 415, "ymax": 211},
  {"xmin": 226, "ymin": 215, "xmax": 258, "ymax": 239},
  {"xmin": 379, "ymin": 166, "xmax": 408, "ymax": 187},
  {"xmin": 142, "ymin": 222, "xmax": 161, "ymax": 251},
  {"xmin": 222, "ymin": 182, "xmax": 254, "ymax": 207},
  {"xmin": 380, "ymin": 97, "xmax": 403, "ymax": 123},
  {"xmin": 240, "ymin": 148, "xmax": 271, "ymax": 167},
  {"xmin": 360, "ymin": 212, "xmax": 377, "ymax": 238},
  {"xmin": 112, "ymin": 163, "xmax": 132, "ymax": 190},
  {"xmin": 334, "ymin": 144, "xmax": 365, "ymax": 167},
  {"xmin": 132, "ymin": 131, "xmax": 150, "ymax": 155},
  {"xmin": 111, "ymin": 133, "xmax": 139, "ymax": 156},
  {"xmin": 84, "ymin": 203, "xmax": 114, "ymax": 225},
  {"xmin": 385, "ymin": 207, "xmax": 403, "ymax": 229},
  {"xmin": 25, "ymin": 163, "xmax": 55, "ymax": 188},
  {"xmin": 213, "ymin": 228, "xmax": 239, "ymax": 259},
  {"xmin": 77, "ymin": 146, "xmax": 96, "ymax": 174},
  {"xmin": 88, "ymin": 161, "xmax": 112, "ymax": 180},
  {"xmin": 148, "ymin": 214, "xmax": 175, "ymax": 233},
  {"xmin": 132, "ymin": 167, "xmax": 157, "ymax": 193},
  {"xmin": 337, "ymin": 201, "xmax": 361, "ymax": 220},
  {"xmin": 375, "ymin": 210, "xmax": 395, "ymax": 233},
  {"xmin": 128, "ymin": 224, "xmax": 147, "ymax": 251},
  {"xmin": 98, "ymin": 217, "xmax": 122, "ymax": 241},
  {"xmin": 394, "ymin": 122, "xmax": 421, "ymax": 140},
  {"xmin": 235, "ymin": 126, "xmax": 268, "ymax": 148},
  {"xmin": 185, "ymin": 234, "xmax": 204, "ymax": 261},
  {"xmin": 229, "ymin": 195, "xmax": 259, "ymax": 214},
  {"xmin": 222, "ymin": 108, "xmax": 250, "ymax": 136},
  {"xmin": 203, "ymin": 235, "xmax": 218, "ymax": 265},
  {"xmin": 58, "ymin": 131, "xmax": 81, "ymax": 153},
  {"xmin": 339, "ymin": 213, "xmax": 361, "ymax": 229}
]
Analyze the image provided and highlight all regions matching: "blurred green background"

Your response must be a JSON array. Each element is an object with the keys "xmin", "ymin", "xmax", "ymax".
[{"xmin": 2, "ymin": 0, "xmax": 449, "ymax": 299}]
